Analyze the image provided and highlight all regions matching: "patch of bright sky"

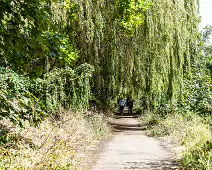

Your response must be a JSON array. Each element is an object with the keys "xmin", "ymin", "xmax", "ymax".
[{"xmin": 199, "ymin": 0, "xmax": 212, "ymax": 29}]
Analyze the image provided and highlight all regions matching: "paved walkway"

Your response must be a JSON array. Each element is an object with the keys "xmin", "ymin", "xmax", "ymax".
[{"xmin": 92, "ymin": 116, "xmax": 179, "ymax": 170}]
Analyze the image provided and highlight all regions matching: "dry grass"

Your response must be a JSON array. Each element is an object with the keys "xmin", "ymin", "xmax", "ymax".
[
  {"xmin": 141, "ymin": 112, "xmax": 212, "ymax": 170},
  {"xmin": 0, "ymin": 110, "xmax": 111, "ymax": 170}
]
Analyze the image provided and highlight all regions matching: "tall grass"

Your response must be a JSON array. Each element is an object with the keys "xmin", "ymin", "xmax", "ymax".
[
  {"xmin": 141, "ymin": 112, "xmax": 212, "ymax": 170},
  {"xmin": 0, "ymin": 110, "xmax": 111, "ymax": 169}
]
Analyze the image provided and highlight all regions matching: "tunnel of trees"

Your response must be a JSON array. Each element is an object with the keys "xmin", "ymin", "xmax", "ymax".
[
  {"xmin": 0, "ymin": 0, "xmax": 211, "ymax": 122},
  {"xmin": 0, "ymin": 0, "xmax": 212, "ymax": 169}
]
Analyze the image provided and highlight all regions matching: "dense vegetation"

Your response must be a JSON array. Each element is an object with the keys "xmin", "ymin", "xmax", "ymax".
[
  {"xmin": 0, "ymin": 0, "xmax": 211, "ymax": 169},
  {"xmin": 141, "ymin": 24, "xmax": 211, "ymax": 170},
  {"xmin": 73, "ymin": 0, "xmax": 201, "ymax": 106},
  {"xmin": 0, "ymin": 0, "xmax": 95, "ymax": 126}
]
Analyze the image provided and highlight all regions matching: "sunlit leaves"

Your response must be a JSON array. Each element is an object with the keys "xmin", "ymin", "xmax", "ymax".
[
  {"xmin": 116, "ymin": 0, "xmax": 152, "ymax": 35},
  {"xmin": 0, "ymin": 0, "xmax": 79, "ymax": 77}
]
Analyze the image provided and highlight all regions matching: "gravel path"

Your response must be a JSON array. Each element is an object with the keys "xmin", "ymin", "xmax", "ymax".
[{"xmin": 92, "ymin": 116, "xmax": 180, "ymax": 170}]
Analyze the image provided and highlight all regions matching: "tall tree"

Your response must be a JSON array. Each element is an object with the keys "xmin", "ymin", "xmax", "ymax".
[{"xmin": 71, "ymin": 0, "xmax": 200, "ymax": 107}]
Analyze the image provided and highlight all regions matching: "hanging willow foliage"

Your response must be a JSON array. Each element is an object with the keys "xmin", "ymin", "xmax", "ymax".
[
  {"xmin": 70, "ymin": 0, "xmax": 200, "ymax": 108},
  {"xmin": 115, "ymin": 0, "xmax": 152, "ymax": 35}
]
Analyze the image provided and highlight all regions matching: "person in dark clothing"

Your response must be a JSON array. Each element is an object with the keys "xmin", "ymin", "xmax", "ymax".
[{"xmin": 126, "ymin": 96, "xmax": 134, "ymax": 114}]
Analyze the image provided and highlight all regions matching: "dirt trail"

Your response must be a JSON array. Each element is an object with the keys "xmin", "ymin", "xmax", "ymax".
[{"xmin": 92, "ymin": 115, "xmax": 180, "ymax": 170}]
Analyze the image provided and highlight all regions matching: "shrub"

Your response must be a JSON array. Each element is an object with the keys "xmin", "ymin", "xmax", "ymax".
[{"xmin": 0, "ymin": 64, "xmax": 94, "ymax": 126}]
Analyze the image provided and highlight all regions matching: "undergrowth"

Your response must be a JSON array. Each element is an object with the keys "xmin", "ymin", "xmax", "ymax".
[
  {"xmin": 0, "ymin": 64, "xmax": 94, "ymax": 126},
  {"xmin": 0, "ymin": 109, "xmax": 111, "ymax": 170},
  {"xmin": 141, "ymin": 112, "xmax": 212, "ymax": 170}
]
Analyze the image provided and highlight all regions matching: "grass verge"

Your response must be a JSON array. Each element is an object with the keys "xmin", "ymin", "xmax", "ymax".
[
  {"xmin": 141, "ymin": 111, "xmax": 212, "ymax": 170},
  {"xmin": 0, "ymin": 109, "xmax": 111, "ymax": 170}
]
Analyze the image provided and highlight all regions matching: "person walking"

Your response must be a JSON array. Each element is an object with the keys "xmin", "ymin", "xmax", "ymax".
[
  {"xmin": 118, "ymin": 97, "xmax": 126, "ymax": 115},
  {"xmin": 126, "ymin": 96, "xmax": 134, "ymax": 114}
]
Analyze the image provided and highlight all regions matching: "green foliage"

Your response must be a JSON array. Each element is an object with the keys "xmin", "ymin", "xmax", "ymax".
[
  {"xmin": 0, "ymin": 64, "xmax": 94, "ymax": 126},
  {"xmin": 72, "ymin": 0, "xmax": 200, "ymax": 109},
  {"xmin": 0, "ymin": 0, "xmax": 210, "ymax": 169},
  {"xmin": 0, "ymin": 0, "xmax": 94, "ymax": 128},
  {"xmin": 0, "ymin": 0, "xmax": 79, "ymax": 77},
  {"xmin": 0, "ymin": 67, "xmax": 44, "ymax": 126},
  {"xmin": 116, "ymin": 0, "xmax": 151, "ymax": 35},
  {"xmin": 43, "ymin": 63, "xmax": 95, "ymax": 112},
  {"xmin": 183, "ymin": 72, "xmax": 212, "ymax": 115},
  {"xmin": 180, "ymin": 25, "xmax": 212, "ymax": 115},
  {"xmin": 0, "ymin": 0, "xmax": 203, "ymax": 114},
  {"xmin": 182, "ymin": 144, "xmax": 212, "ymax": 170}
]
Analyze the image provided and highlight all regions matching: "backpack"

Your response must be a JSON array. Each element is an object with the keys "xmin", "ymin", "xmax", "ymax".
[{"xmin": 119, "ymin": 99, "xmax": 125, "ymax": 107}]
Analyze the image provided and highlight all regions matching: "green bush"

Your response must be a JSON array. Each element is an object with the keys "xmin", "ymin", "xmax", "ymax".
[{"xmin": 0, "ymin": 64, "xmax": 94, "ymax": 126}]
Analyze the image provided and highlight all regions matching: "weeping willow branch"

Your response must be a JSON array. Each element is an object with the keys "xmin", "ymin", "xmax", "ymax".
[{"xmin": 70, "ymin": 0, "xmax": 200, "ymax": 109}]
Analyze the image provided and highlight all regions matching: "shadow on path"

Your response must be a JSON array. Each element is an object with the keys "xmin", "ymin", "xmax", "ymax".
[
  {"xmin": 109, "ymin": 114, "xmax": 147, "ymax": 132},
  {"xmin": 92, "ymin": 113, "xmax": 181, "ymax": 170},
  {"xmin": 124, "ymin": 159, "xmax": 180, "ymax": 170}
]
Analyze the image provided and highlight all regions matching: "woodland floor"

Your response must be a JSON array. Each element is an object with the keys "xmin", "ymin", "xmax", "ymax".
[{"xmin": 91, "ymin": 109, "xmax": 181, "ymax": 170}]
